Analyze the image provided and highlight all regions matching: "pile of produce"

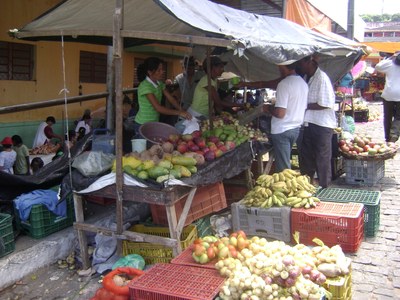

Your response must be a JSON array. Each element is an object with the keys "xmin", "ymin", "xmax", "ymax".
[
  {"xmin": 112, "ymin": 144, "xmax": 202, "ymax": 182},
  {"xmin": 29, "ymin": 143, "xmax": 60, "ymax": 155},
  {"xmin": 242, "ymin": 169, "xmax": 319, "ymax": 209},
  {"xmin": 338, "ymin": 133, "xmax": 397, "ymax": 159},
  {"xmin": 190, "ymin": 232, "xmax": 351, "ymax": 300}
]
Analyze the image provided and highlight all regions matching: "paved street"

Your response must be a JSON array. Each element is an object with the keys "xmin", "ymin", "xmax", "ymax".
[{"xmin": 0, "ymin": 101, "xmax": 399, "ymax": 300}]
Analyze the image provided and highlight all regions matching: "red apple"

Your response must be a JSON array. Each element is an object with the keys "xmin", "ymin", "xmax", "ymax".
[
  {"xmin": 338, "ymin": 140, "xmax": 346, "ymax": 147},
  {"xmin": 208, "ymin": 144, "xmax": 218, "ymax": 152},
  {"xmin": 192, "ymin": 130, "xmax": 202, "ymax": 138},
  {"xmin": 208, "ymin": 136, "xmax": 219, "ymax": 144},
  {"xmin": 193, "ymin": 137, "xmax": 206, "ymax": 148},
  {"xmin": 177, "ymin": 143, "xmax": 188, "ymax": 154},
  {"xmin": 204, "ymin": 150, "xmax": 216, "ymax": 161},
  {"xmin": 189, "ymin": 144, "xmax": 200, "ymax": 152},
  {"xmin": 363, "ymin": 145, "xmax": 370, "ymax": 152},
  {"xmin": 218, "ymin": 145, "xmax": 228, "ymax": 152}
]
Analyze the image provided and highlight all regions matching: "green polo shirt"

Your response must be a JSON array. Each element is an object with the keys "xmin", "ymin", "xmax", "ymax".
[
  {"xmin": 135, "ymin": 79, "xmax": 165, "ymax": 124},
  {"xmin": 190, "ymin": 75, "xmax": 217, "ymax": 117}
]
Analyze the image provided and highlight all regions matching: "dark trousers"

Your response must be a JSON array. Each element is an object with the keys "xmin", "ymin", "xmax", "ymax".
[
  {"xmin": 299, "ymin": 123, "xmax": 333, "ymax": 188},
  {"xmin": 383, "ymin": 99, "xmax": 400, "ymax": 142}
]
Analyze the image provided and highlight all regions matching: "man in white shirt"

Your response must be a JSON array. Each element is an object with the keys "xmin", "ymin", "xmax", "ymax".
[
  {"xmin": 264, "ymin": 61, "xmax": 308, "ymax": 172},
  {"xmin": 297, "ymin": 56, "xmax": 336, "ymax": 188},
  {"xmin": 375, "ymin": 52, "xmax": 400, "ymax": 142}
]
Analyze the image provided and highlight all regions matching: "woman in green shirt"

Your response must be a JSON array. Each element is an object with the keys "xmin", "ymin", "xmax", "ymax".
[{"xmin": 134, "ymin": 57, "xmax": 192, "ymax": 135}]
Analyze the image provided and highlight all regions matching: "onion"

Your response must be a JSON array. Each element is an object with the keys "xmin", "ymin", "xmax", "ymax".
[
  {"xmin": 289, "ymin": 266, "xmax": 301, "ymax": 279},
  {"xmin": 316, "ymin": 272, "xmax": 327, "ymax": 285},
  {"xmin": 282, "ymin": 255, "xmax": 295, "ymax": 266},
  {"xmin": 301, "ymin": 265, "xmax": 313, "ymax": 275},
  {"xmin": 285, "ymin": 277, "xmax": 296, "ymax": 287},
  {"xmin": 310, "ymin": 269, "xmax": 320, "ymax": 282}
]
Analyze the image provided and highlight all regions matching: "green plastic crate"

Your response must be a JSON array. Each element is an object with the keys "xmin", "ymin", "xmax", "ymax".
[
  {"xmin": 315, "ymin": 187, "xmax": 380, "ymax": 237},
  {"xmin": 15, "ymin": 196, "xmax": 74, "ymax": 239},
  {"xmin": 0, "ymin": 213, "xmax": 15, "ymax": 257},
  {"xmin": 193, "ymin": 215, "xmax": 214, "ymax": 238}
]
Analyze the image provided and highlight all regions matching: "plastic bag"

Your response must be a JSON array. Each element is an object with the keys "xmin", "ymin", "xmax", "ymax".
[
  {"xmin": 72, "ymin": 151, "xmax": 115, "ymax": 177},
  {"xmin": 112, "ymin": 254, "xmax": 145, "ymax": 270},
  {"xmin": 340, "ymin": 115, "xmax": 355, "ymax": 134}
]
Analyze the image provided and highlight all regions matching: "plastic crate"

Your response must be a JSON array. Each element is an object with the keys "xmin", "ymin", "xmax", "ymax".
[
  {"xmin": 231, "ymin": 202, "xmax": 291, "ymax": 242},
  {"xmin": 291, "ymin": 202, "xmax": 364, "ymax": 253},
  {"xmin": 14, "ymin": 196, "xmax": 74, "ymax": 239},
  {"xmin": 323, "ymin": 271, "xmax": 352, "ymax": 300},
  {"xmin": 171, "ymin": 246, "xmax": 217, "ymax": 269},
  {"xmin": 192, "ymin": 215, "xmax": 213, "ymax": 238},
  {"xmin": 315, "ymin": 188, "xmax": 381, "ymax": 237},
  {"xmin": 150, "ymin": 182, "xmax": 227, "ymax": 227},
  {"xmin": 129, "ymin": 263, "xmax": 225, "ymax": 300},
  {"xmin": 122, "ymin": 224, "xmax": 197, "ymax": 265},
  {"xmin": 83, "ymin": 194, "xmax": 115, "ymax": 206},
  {"xmin": 223, "ymin": 183, "xmax": 249, "ymax": 206},
  {"xmin": 0, "ymin": 213, "xmax": 15, "ymax": 258},
  {"xmin": 344, "ymin": 158, "xmax": 385, "ymax": 186}
]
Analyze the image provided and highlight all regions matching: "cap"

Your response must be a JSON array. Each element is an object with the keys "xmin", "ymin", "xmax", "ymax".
[
  {"xmin": 1, "ymin": 136, "xmax": 13, "ymax": 145},
  {"xmin": 276, "ymin": 59, "xmax": 298, "ymax": 66}
]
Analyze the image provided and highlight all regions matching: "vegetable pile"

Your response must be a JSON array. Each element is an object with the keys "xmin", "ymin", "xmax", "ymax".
[{"xmin": 190, "ymin": 232, "xmax": 351, "ymax": 300}]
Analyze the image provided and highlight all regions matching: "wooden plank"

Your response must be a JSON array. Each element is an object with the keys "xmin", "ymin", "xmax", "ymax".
[{"xmin": 73, "ymin": 194, "xmax": 90, "ymax": 270}]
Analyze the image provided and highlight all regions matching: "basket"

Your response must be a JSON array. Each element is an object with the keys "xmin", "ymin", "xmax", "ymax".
[
  {"xmin": 231, "ymin": 202, "xmax": 291, "ymax": 242},
  {"xmin": 122, "ymin": 224, "xmax": 197, "ymax": 265},
  {"xmin": 340, "ymin": 148, "xmax": 397, "ymax": 161},
  {"xmin": 129, "ymin": 263, "xmax": 225, "ymax": 300},
  {"xmin": 14, "ymin": 196, "xmax": 74, "ymax": 239},
  {"xmin": 0, "ymin": 213, "xmax": 15, "ymax": 258},
  {"xmin": 344, "ymin": 158, "xmax": 385, "ymax": 186},
  {"xmin": 139, "ymin": 122, "xmax": 179, "ymax": 144},
  {"xmin": 291, "ymin": 202, "xmax": 364, "ymax": 253},
  {"xmin": 323, "ymin": 271, "xmax": 352, "ymax": 300},
  {"xmin": 315, "ymin": 188, "xmax": 381, "ymax": 237},
  {"xmin": 150, "ymin": 182, "xmax": 227, "ymax": 227}
]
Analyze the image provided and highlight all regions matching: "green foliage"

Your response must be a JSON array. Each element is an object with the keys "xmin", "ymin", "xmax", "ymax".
[{"xmin": 360, "ymin": 13, "xmax": 400, "ymax": 22}]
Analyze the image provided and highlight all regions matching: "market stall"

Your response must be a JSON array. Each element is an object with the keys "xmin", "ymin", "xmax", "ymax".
[{"xmin": 10, "ymin": 0, "xmax": 364, "ymax": 274}]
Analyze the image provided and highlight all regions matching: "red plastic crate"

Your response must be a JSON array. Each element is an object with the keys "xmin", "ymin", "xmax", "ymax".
[
  {"xmin": 83, "ymin": 195, "xmax": 115, "ymax": 206},
  {"xmin": 291, "ymin": 202, "xmax": 364, "ymax": 253},
  {"xmin": 150, "ymin": 182, "xmax": 227, "ymax": 226},
  {"xmin": 171, "ymin": 246, "xmax": 217, "ymax": 269},
  {"xmin": 129, "ymin": 263, "xmax": 225, "ymax": 300}
]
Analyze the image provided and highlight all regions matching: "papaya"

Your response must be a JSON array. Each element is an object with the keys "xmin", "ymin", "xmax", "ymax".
[
  {"xmin": 171, "ymin": 156, "xmax": 196, "ymax": 166},
  {"xmin": 124, "ymin": 156, "xmax": 142, "ymax": 169},
  {"xmin": 158, "ymin": 160, "xmax": 173, "ymax": 169},
  {"xmin": 169, "ymin": 168, "xmax": 182, "ymax": 179},
  {"xmin": 137, "ymin": 170, "xmax": 149, "ymax": 180},
  {"xmin": 148, "ymin": 166, "xmax": 169, "ymax": 179},
  {"xmin": 173, "ymin": 165, "xmax": 191, "ymax": 177},
  {"xmin": 142, "ymin": 160, "xmax": 155, "ymax": 170},
  {"xmin": 156, "ymin": 174, "xmax": 175, "ymax": 183},
  {"xmin": 187, "ymin": 165, "xmax": 197, "ymax": 174}
]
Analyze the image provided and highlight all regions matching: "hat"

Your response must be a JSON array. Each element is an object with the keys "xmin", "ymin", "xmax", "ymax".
[
  {"xmin": 1, "ymin": 137, "xmax": 13, "ymax": 145},
  {"xmin": 276, "ymin": 59, "xmax": 298, "ymax": 66}
]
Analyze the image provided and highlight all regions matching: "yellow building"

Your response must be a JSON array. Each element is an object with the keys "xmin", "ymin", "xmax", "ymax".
[{"xmin": 1, "ymin": 0, "xmax": 185, "ymax": 147}]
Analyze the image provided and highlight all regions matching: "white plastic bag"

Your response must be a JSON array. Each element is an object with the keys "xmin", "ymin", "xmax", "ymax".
[{"xmin": 72, "ymin": 151, "xmax": 115, "ymax": 177}]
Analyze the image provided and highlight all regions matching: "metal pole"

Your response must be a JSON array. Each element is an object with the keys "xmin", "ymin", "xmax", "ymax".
[{"xmin": 347, "ymin": 0, "xmax": 355, "ymax": 40}]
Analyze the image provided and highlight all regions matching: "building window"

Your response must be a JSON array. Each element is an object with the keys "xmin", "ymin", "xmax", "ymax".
[
  {"xmin": 372, "ymin": 32, "xmax": 383, "ymax": 37},
  {"xmin": 0, "ymin": 41, "xmax": 34, "ymax": 81},
  {"xmin": 364, "ymin": 32, "xmax": 373, "ymax": 37},
  {"xmin": 395, "ymin": 32, "xmax": 400, "ymax": 37},
  {"xmin": 384, "ymin": 32, "xmax": 394, "ymax": 37},
  {"xmin": 79, "ymin": 51, "xmax": 107, "ymax": 83}
]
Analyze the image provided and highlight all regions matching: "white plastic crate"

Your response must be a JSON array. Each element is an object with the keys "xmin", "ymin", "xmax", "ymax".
[
  {"xmin": 231, "ymin": 202, "xmax": 291, "ymax": 242},
  {"xmin": 344, "ymin": 159, "xmax": 384, "ymax": 186}
]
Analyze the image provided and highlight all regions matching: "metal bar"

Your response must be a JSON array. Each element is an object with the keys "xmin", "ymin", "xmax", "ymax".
[{"xmin": 0, "ymin": 88, "xmax": 136, "ymax": 115}]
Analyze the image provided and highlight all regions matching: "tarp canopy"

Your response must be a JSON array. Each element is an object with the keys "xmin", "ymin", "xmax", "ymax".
[{"xmin": 10, "ymin": 0, "xmax": 363, "ymax": 82}]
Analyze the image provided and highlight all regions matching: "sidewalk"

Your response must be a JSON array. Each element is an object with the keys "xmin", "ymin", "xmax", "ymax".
[{"xmin": 0, "ymin": 102, "xmax": 399, "ymax": 300}]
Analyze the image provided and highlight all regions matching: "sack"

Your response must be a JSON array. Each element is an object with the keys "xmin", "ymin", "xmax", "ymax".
[{"xmin": 72, "ymin": 151, "xmax": 115, "ymax": 177}]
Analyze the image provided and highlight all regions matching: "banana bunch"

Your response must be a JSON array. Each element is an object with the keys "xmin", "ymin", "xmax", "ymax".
[{"xmin": 242, "ymin": 169, "xmax": 320, "ymax": 209}]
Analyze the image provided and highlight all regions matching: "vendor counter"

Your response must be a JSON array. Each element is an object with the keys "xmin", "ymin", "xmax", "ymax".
[{"xmin": 72, "ymin": 140, "xmax": 272, "ymax": 269}]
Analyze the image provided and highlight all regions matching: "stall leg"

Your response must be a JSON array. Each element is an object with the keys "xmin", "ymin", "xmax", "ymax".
[
  {"xmin": 73, "ymin": 193, "xmax": 90, "ymax": 270},
  {"xmin": 263, "ymin": 151, "xmax": 275, "ymax": 174}
]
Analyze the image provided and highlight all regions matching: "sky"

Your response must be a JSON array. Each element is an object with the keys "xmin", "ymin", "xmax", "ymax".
[{"xmin": 356, "ymin": 0, "xmax": 400, "ymax": 15}]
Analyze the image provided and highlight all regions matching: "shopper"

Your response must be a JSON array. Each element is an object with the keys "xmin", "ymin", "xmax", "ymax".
[
  {"xmin": 174, "ymin": 56, "xmax": 204, "ymax": 110},
  {"xmin": 134, "ymin": 57, "xmax": 192, "ymax": 136},
  {"xmin": 12, "ymin": 135, "xmax": 30, "ymax": 175},
  {"xmin": 264, "ymin": 61, "xmax": 308, "ymax": 172},
  {"xmin": 32, "ymin": 116, "xmax": 63, "ymax": 148},
  {"xmin": 75, "ymin": 113, "xmax": 92, "ymax": 140},
  {"xmin": 374, "ymin": 52, "xmax": 400, "ymax": 142},
  {"xmin": 0, "ymin": 137, "xmax": 17, "ymax": 174},
  {"xmin": 296, "ymin": 55, "xmax": 336, "ymax": 188}
]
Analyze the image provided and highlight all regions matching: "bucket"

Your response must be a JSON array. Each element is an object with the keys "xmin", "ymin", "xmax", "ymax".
[{"xmin": 131, "ymin": 139, "xmax": 147, "ymax": 153}]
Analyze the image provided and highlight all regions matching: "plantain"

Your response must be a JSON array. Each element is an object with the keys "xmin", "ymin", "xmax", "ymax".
[
  {"xmin": 297, "ymin": 190, "xmax": 313, "ymax": 198},
  {"xmin": 278, "ymin": 172, "xmax": 286, "ymax": 182}
]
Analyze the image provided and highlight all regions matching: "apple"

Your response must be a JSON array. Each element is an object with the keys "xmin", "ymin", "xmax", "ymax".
[
  {"xmin": 214, "ymin": 149, "xmax": 224, "ymax": 158},
  {"xmin": 191, "ymin": 130, "xmax": 202, "ymax": 138},
  {"xmin": 363, "ymin": 145, "xmax": 370, "ymax": 152},
  {"xmin": 177, "ymin": 143, "xmax": 188, "ymax": 154},
  {"xmin": 193, "ymin": 137, "xmax": 206, "ymax": 148},
  {"xmin": 208, "ymin": 136, "xmax": 220, "ymax": 144},
  {"xmin": 204, "ymin": 150, "xmax": 216, "ymax": 161},
  {"xmin": 368, "ymin": 148, "xmax": 377, "ymax": 156},
  {"xmin": 338, "ymin": 140, "xmax": 346, "ymax": 147},
  {"xmin": 340, "ymin": 145, "xmax": 350, "ymax": 152},
  {"xmin": 189, "ymin": 144, "xmax": 200, "ymax": 152},
  {"xmin": 218, "ymin": 145, "xmax": 228, "ymax": 152},
  {"xmin": 225, "ymin": 141, "xmax": 236, "ymax": 150}
]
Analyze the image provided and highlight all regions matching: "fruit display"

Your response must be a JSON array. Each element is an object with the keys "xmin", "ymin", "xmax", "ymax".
[
  {"xmin": 338, "ymin": 133, "xmax": 397, "ymax": 159},
  {"xmin": 189, "ymin": 232, "xmax": 351, "ymax": 300},
  {"xmin": 241, "ymin": 169, "xmax": 319, "ymax": 209}
]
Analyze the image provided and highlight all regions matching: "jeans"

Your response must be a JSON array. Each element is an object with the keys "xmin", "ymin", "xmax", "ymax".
[
  {"xmin": 270, "ymin": 127, "xmax": 300, "ymax": 172},
  {"xmin": 383, "ymin": 99, "xmax": 400, "ymax": 142}
]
